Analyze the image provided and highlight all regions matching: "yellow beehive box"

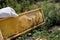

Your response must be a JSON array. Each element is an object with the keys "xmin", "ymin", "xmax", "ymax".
[{"xmin": 0, "ymin": 8, "xmax": 45, "ymax": 40}]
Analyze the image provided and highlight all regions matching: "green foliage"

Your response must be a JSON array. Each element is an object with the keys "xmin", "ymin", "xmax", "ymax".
[{"xmin": 0, "ymin": 0, "xmax": 60, "ymax": 40}]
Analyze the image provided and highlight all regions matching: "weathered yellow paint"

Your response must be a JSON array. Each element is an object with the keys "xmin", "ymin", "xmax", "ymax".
[{"xmin": 0, "ymin": 8, "xmax": 44, "ymax": 39}]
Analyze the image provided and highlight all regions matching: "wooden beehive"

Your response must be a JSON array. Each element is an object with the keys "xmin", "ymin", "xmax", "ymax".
[{"xmin": 0, "ymin": 8, "xmax": 45, "ymax": 40}]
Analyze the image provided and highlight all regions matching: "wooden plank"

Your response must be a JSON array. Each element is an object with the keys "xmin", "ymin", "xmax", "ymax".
[{"xmin": 0, "ymin": 30, "xmax": 4, "ymax": 40}]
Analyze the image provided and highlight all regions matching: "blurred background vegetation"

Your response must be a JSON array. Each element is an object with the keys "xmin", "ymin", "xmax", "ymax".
[{"xmin": 0, "ymin": 0, "xmax": 60, "ymax": 40}]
